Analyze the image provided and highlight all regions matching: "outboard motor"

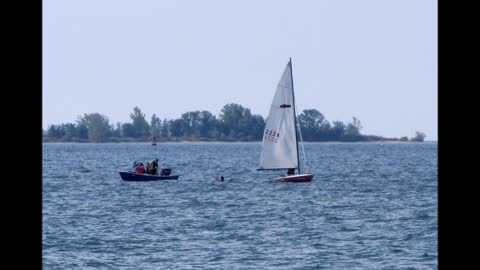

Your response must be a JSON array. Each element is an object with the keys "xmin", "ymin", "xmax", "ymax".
[{"xmin": 161, "ymin": 168, "xmax": 172, "ymax": 176}]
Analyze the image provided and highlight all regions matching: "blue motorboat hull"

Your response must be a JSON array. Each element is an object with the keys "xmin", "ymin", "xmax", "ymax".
[{"xmin": 119, "ymin": 171, "xmax": 179, "ymax": 181}]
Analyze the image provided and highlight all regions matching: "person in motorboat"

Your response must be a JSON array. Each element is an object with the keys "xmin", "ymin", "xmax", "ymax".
[
  {"xmin": 146, "ymin": 162, "xmax": 152, "ymax": 174},
  {"xmin": 146, "ymin": 162, "xmax": 157, "ymax": 175},
  {"xmin": 132, "ymin": 161, "xmax": 139, "ymax": 172},
  {"xmin": 150, "ymin": 159, "xmax": 159, "ymax": 175},
  {"xmin": 136, "ymin": 163, "xmax": 146, "ymax": 174}
]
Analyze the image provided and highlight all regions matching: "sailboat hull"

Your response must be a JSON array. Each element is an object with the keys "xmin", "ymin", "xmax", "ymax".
[{"xmin": 274, "ymin": 173, "xmax": 314, "ymax": 182}]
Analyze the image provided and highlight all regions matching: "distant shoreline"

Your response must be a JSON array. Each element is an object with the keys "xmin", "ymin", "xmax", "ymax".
[{"xmin": 42, "ymin": 140, "xmax": 437, "ymax": 144}]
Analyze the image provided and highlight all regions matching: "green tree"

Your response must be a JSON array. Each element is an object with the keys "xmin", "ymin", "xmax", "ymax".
[
  {"xmin": 298, "ymin": 109, "xmax": 328, "ymax": 140},
  {"xmin": 76, "ymin": 123, "xmax": 88, "ymax": 140},
  {"xmin": 112, "ymin": 122, "xmax": 122, "ymax": 138},
  {"xmin": 160, "ymin": 119, "xmax": 169, "ymax": 138},
  {"xmin": 215, "ymin": 104, "xmax": 265, "ymax": 140},
  {"xmin": 220, "ymin": 103, "xmax": 258, "ymax": 139},
  {"xmin": 77, "ymin": 113, "xmax": 111, "ymax": 142},
  {"xmin": 344, "ymin": 117, "xmax": 362, "ymax": 136},
  {"xmin": 63, "ymin": 123, "xmax": 77, "ymax": 141},
  {"xmin": 121, "ymin": 123, "xmax": 135, "ymax": 137},
  {"xmin": 46, "ymin": 125, "xmax": 65, "ymax": 140},
  {"xmin": 410, "ymin": 131, "xmax": 426, "ymax": 142},
  {"xmin": 249, "ymin": 114, "xmax": 266, "ymax": 140},
  {"xmin": 130, "ymin": 106, "xmax": 150, "ymax": 138},
  {"xmin": 150, "ymin": 114, "xmax": 161, "ymax": 138},
  {"xmin": 180, "ymin": 111, "xmax": 201, "ymax": 137},
  {"xmin": 330, "ymin": 121, "xmax": 345, "ymax": 139},
  {"xmin": 220, "ymin": 103, "xmax": 242, "ymax": 138},
  {"xmin": 169, "ymin": 119, "xmax": 185, "ymax": 137},
  {"xmin": 198, "ymin": 110, "xmax": 218, "ymax": 138},
  {"xmin": 236, "ymin": 108, "xmax": 254, "ymax": 138}
]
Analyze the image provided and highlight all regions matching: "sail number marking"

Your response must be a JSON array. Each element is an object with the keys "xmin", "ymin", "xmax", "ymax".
[{"xmin": 264, "ymin": 129, "xmax": 280, "ymax": 143}]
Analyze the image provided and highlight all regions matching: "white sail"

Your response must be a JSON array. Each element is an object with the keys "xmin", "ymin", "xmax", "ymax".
[{"xmin": 258, "ymin": 60, "xmax": 298, "ymax": 170}]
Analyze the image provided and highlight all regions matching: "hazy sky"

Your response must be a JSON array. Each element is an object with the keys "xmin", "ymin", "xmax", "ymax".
[{"xmin": 43, "ymin": 0, "xmax": 437, "ymax": 140}]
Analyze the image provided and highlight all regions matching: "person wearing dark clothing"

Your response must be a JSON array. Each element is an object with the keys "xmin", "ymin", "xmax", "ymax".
[
  {"xmin": 150, "ymin": 159, "xmax": 159, "ymax": 175},
  {"xmin": 146, "ymin": 162, "xmax": 153, "ymax": 174}
]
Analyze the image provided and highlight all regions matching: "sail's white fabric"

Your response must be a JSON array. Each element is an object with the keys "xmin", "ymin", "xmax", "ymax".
[{"xmin": 258, "ymin": 61, "xmax": 298, "ymax": 170}]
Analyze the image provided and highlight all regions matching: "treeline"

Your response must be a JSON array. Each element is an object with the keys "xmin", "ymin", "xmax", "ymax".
[{"xmin": 42, "ymin": 103, "xmax": 426, "ymax": 143}]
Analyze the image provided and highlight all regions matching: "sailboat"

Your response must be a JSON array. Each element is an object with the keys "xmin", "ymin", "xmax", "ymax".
[{"xmin": 257, "ymin": 58, "xmax": 314, "ymax": 182}]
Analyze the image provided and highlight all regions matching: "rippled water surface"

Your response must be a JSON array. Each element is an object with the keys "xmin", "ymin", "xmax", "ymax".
[{"xmin": 43, "ymin": 142, "xmax": 437, "ymax": 269}]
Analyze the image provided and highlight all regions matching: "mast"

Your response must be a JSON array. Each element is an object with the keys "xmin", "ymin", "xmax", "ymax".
[{"xmin": 289, "ymin": 57, "xmax": 301, "ymax": 174}]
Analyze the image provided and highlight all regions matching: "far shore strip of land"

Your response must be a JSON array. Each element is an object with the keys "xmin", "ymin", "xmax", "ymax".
[{"xmin": 43, "ymin": 140, "xmax": 436, "ymax": 144}]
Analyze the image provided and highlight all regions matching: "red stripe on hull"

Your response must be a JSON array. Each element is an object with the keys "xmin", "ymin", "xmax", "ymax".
[{"xmin": 274, "ymin": 174, "xmax": 314, "ymax": 182}]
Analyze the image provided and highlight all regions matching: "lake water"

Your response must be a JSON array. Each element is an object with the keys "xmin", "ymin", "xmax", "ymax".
[{"xmin": 43, "ymin": 142, "xmax": 437, "ymax": 269}]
